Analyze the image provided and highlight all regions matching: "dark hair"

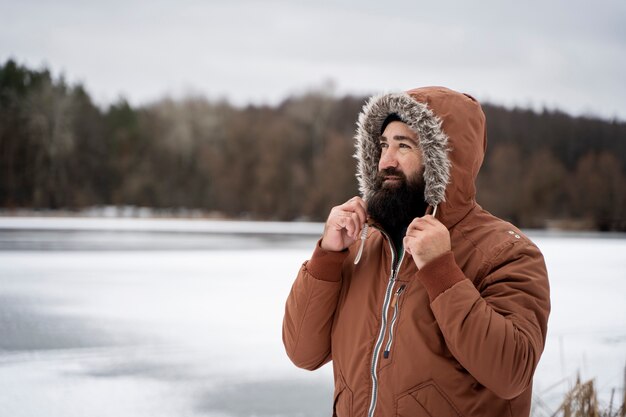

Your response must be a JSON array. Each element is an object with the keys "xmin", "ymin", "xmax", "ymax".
[{"xmin": 380, "ymin": 113, "xmax": 405, "ymax": 134}]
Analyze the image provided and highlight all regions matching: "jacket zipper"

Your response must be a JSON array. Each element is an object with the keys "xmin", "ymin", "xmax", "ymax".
[
  {"xmin": 367, "ymin": 232, "xmax": 404, "ymax": 417},
  {"xmin": 383, "ymin": 284, "xmax": 406, "ymax": 359}
]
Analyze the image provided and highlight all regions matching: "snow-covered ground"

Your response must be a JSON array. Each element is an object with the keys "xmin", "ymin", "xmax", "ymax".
[
  {"xmin": 0, "ymin": 216, "xmax": 324, "ymax": 235},
  {"xmin": 0, "ymin": 218, "xmax": 624, "ymax": 416}
]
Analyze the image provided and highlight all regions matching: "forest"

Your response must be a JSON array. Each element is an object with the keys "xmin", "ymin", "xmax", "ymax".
[{"xmin": 1, "ymin": 59, "xmax": 625, "ymax": 230}]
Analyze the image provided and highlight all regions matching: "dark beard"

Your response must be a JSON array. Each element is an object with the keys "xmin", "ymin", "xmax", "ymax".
[{"xmin": 367, "ymin": 168, "xmax": 428, "ymax": 249}]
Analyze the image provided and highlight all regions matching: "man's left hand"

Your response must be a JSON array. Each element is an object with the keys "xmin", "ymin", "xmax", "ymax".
[{"xmin": 404, "ymin": 215, "xmax": 451, "ymax": 269}]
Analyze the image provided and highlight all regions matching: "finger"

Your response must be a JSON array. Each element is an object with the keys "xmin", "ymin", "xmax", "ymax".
[
  {"xmin": 354, "ymin": 204, "xmax": 367, "ymax": 227},
  {"xmin": 404, "ymin": 227, "xmax": 426, "ymax": 242},
  {"xmin": 339, "ymin": 212, "xmax": 358, "ymax": 239},
  {"xmin": 353, "ymin": 196, "xmax": 367, "ymax": 215},
  {"xmin": 328, "ymin": 209, "xmax": 344, "ymax": 230},
  {"xmin": 407, "ymin": 217, "xmax": 428, "ymax": 232},
  {"xmin": 340, "ymin": 199, "xmax": 367, "ymax": 227},
  {"xmin": 344, "ymin": 196, "xmax": 362, "ymax": 207},
  {"xmin": 350, "ymin": 211, "xmax": 364, "ymax": 232},
  {"xmin": 337, "ymin": 200, "xmax": 357, "ymax": 217},
  {"xmin": 403, "ymin": 236, "xmax": 413, "ymax": 254},
  {"xmin": 344, "ymin": 197, "xmax": 367, "ymax": 215},
  {"xmin": 353, "ymin": 198, "xmax": 367, "ymax": 224},
  {"xmin": 404, "ymin": 228, "xmax": 420, "ymax": 238},
  {"xmin": 419, "ymin": 215, "xmax": 443, "ymax": 227},
  {"xmin": 331, "ymin": 210, "xmax": 352, "ymax": 231},
  {"xmin": 345, "ymin": 212, "xmax": 360, "ymax": 239},
  {"xmin": 414, "ymin": 214, "xmax": 443, "ymax": 228},
  {"xmin": 349, "ymin": 216, "xmax": 362, "ymax": 240}
]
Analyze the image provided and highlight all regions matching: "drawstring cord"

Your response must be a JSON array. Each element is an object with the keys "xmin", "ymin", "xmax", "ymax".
[{"xmin": 354, "ymin": 224, "xmax": 368, "ymax": 265}]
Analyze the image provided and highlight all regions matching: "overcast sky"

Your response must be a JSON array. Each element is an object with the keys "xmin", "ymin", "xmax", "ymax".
[{"xmin": 1, "ymin": 0, "xmax": 625, "ymax": 120}]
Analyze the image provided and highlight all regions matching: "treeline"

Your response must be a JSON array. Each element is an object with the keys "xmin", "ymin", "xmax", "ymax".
[{"xmin": 1, "ymin": 59, "xmax": 625, "ymax": 230}]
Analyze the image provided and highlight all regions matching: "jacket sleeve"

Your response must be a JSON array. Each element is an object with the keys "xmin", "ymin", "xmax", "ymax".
[
  {"xmin": 282, "ymin": 242, "xmax": 348, "ymax": 371},
  {"xmin": 417, "ymin": 241, "xmax": 550, "ymax": 399}
]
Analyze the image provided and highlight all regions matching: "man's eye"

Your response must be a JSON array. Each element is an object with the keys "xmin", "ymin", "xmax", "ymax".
[
  {"xmin": 379, "ymin": 142, "xmax": 388, "ymax": 149},
  {"xmin": 399, "ymin": 143, "xmax": 411, "ymax": 149}
]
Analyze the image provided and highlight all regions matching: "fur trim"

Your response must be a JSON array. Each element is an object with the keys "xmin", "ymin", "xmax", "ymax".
[{"xmin": 354, "ymin": 92, "xmax": 451, "ymax": 207}]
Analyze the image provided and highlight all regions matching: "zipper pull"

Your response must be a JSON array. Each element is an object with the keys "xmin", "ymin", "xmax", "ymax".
[{"xmin": 390, "ymin": 284, "xmax": 406, "ymax": 309}]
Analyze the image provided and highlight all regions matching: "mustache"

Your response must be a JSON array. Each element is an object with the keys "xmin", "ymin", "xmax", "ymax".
[{"xmin": 377, "ymin": 168, "xmax": 407, "ymax": 182}]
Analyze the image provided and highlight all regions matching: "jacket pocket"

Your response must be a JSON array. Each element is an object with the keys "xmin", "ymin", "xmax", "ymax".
[
  {"xmin": 333, "ymin": 374, "xmax": 353, "ymax": 417},
  {"xmin": 396, "ymin": 380, "xmax": 462, "ymax": 417}
]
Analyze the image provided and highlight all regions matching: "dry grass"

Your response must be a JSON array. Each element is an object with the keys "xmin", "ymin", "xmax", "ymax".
[{"xmin": 542, "ymin": 366, "xmax": 626, "ymax": 417}]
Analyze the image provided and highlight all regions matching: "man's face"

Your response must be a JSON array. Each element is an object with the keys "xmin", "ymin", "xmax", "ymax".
[
  {"xmin": 367, "ymin": 121, "xmax": 427, "ymax": 235},
  {"xmin": 378, "ymin": 121, "xmax": 424, "ymax": 187}
]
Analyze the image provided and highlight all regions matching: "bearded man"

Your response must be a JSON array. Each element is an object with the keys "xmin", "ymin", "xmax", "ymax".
[{"xmin": 282, "ymin": 87, "xmax": 550, "ymax": 417}]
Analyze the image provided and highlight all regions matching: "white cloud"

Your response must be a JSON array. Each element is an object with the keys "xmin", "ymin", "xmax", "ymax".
[{"xmin": 1, "ymin": 0, "xmax": 624, "ymax": 119}]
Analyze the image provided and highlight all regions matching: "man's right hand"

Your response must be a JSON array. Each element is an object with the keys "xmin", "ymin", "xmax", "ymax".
[{"xmin": 320, "ymin": 196, "xmax": 367, "ymax": 252}]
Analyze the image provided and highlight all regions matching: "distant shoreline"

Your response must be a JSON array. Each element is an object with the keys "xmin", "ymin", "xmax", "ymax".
[{"xmin": 1, "ymin": 214, "xmax": 624, "ymax": 242}]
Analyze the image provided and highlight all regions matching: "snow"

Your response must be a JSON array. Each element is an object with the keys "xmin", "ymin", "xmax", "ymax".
[
  {"xmin": 0, "ymin": 216, "xmax": 324, "ymax": 235},
  {"xmin": 0, "ymin": 219, "xmax": 624, "ymax": 416},
  {"xmin": 530, "ymin": 236, "xmax": 626, "ymax": 415}
]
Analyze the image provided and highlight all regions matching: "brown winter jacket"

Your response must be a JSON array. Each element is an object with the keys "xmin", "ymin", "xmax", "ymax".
[{"xmin": 283, "ymin": 87, "xmax": 551, "ymax": 417}]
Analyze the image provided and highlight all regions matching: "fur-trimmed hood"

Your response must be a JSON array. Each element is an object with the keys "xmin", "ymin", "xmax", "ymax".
[{"xmin": 354, "ymin": 86, "xmax": 487, "ymax": 228}]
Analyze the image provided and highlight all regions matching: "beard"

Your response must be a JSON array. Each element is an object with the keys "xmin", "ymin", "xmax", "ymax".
[{"xmin": 367, "ymin": 167, "xmax": 428, "ymax": 246}]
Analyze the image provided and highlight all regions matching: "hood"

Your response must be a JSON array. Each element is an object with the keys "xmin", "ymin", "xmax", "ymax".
[{"xmin": 354, "ymin": 86, "xmax": 487, "ymax": 228}]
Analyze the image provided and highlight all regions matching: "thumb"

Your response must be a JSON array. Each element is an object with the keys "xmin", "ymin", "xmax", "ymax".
[{"xmin": 403, "ymin": 237, "xmax": 411, "ymax": 254}]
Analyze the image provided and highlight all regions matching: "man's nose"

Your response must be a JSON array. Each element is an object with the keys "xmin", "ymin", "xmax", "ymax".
[{"xmin": 379, "ymin": 149, "xmax": 398, "ymax": 169}]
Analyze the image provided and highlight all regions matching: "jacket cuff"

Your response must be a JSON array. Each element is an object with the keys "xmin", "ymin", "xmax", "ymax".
[
  {"xmin": 305, "ymin": 239, "xmax": 349, "ymax": 282},
  {"xmin": 417, "ymin": 251, "xmax": 467, "ymax": 302}
]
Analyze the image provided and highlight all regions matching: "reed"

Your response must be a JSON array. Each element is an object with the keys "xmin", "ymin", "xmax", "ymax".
[{"xmin": 548, "ymin": 366, "xmax": 625, "ymax": 417}]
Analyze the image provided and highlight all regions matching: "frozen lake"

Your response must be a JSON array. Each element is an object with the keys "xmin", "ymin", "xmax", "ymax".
[{"xmin": 0, "ymin": 217, "xmax": 625, "ymax": 417}]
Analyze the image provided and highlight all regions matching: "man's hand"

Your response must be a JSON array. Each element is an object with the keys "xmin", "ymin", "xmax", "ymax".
[
  {"xmin": 404, "ymin": 215, "xmax": 451, "ymax": 269},
  {"xmin": 320, "ymin": 196, "xmax": 367, "ymax": 252}
]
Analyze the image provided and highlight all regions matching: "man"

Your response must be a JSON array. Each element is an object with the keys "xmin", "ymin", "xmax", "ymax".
[{"xmin": 283, "ymin": 87, "xmax": 550, "ymax": 417}]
